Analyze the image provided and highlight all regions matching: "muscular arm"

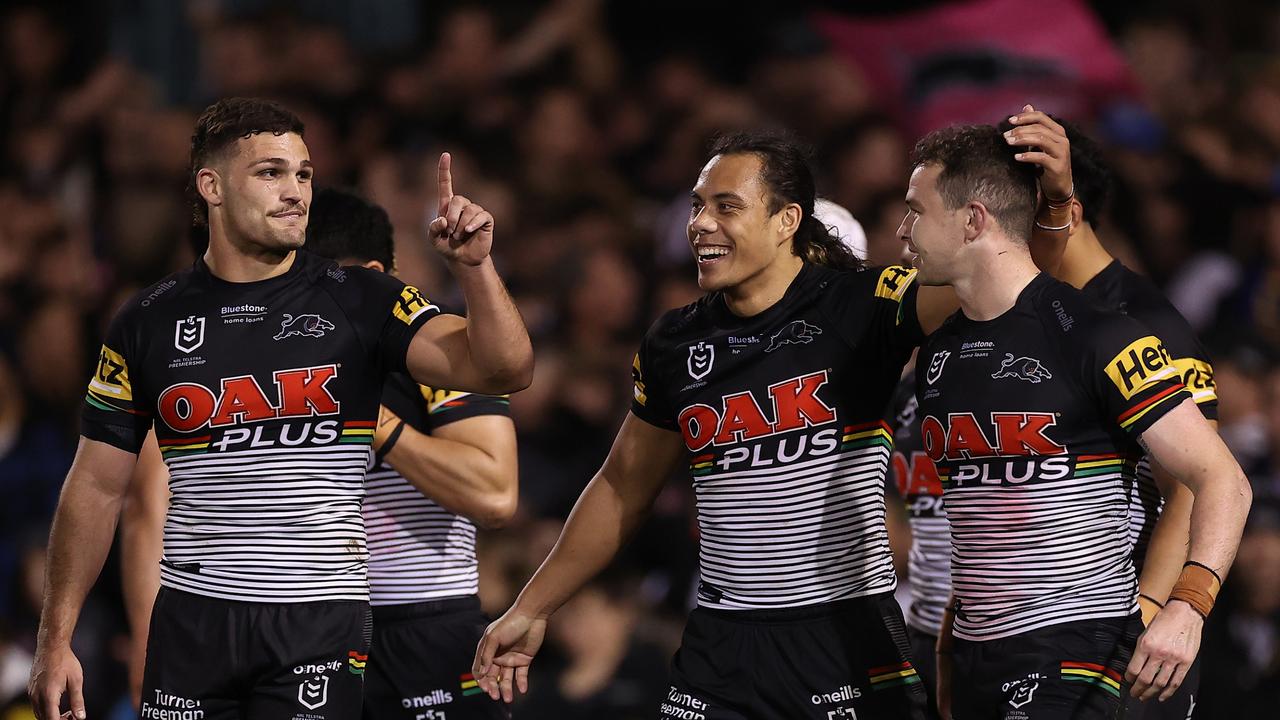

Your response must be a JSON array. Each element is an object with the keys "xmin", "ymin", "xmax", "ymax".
[
  {"xmin": 1127, "ymin": 402, "xmax": 1250, "ymax": 699},
  {"xmin": 405, "ymin": 266, "xmax": 533, "ymax": 395},
  {"xmin": 473, "ymin": 413, "xmax": 686, "ymax": 699},
  {"xmin": 120, "ymin": 431, "xmax": 169, "ymax": 708},
  {"xmin": 1141, "ymin": 406, "xmax": 1249, "ymax": 583},
  {"xmin": 511, "ymin": 413, "xmax": 684, "ymax": 617},
  {"xmin": 379, "ymin": 413, "xmax": 518, "ymax": 529},
  {"xmin": 29, "ymin": 438, "xmax": 139, "ymax": 720}
]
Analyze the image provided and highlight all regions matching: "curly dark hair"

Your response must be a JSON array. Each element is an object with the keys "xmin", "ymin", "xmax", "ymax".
[
  {"xmin": 708, "ymin": 130, "xmax": 863, "ymax": 271},
  {"xmin": 909, "ymin": 124, "xmax": 1038, "ymax": 242},
  {"xmin": 187, "ymin": 97, "xmax": 305, "ymax": 227},
  {"xmin": 305, "ymin": 187, "xmax": 395, "ymax": 272}
]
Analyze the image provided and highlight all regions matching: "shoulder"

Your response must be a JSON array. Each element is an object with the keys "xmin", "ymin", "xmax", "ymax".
[
  {"xmin": 644, "ymin": 294, "xmax": 718, "ymax": 348},
  {"xmin": 818, "ymin": 264, "xmax": 916, "ymax": 300},
  {"xmin": 110, "ymin": 265, "xmax": 200, "ymax": 328},
  {"xmin": 1109, "ymin": 268, "xmax": 1205, "ymax": 357}
]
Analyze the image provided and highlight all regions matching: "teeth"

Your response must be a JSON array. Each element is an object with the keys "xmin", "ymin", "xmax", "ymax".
[{"xmin": 696, "ymin": 246, "xmax": 730, "ymax": 259}]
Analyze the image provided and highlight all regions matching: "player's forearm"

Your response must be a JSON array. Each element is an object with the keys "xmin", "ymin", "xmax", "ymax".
[
  {"xmin": 448, "ymin": 257, "xmax": 533, "ymax": 392},
  {"xmin": 1137, "ymin": 472, "xmax": 1193, "ymax": 603},
  {"xmin": 1184, "ymin": 464, "xmax": 1251, "ymax": 580},
  {"xmin": 39, "ymin": 475, "xmax": 128, "ymax": 647},
  {"xmin": 512, "ymin": 471, "xmax": 650, "ymax": 619},
  {"xmin": 119, "ymin": 494, "xmax": 164, "ymax": 637},
  {"xmin": 383, "ymin": 428, "xmax": 517, "ymax": 528}
]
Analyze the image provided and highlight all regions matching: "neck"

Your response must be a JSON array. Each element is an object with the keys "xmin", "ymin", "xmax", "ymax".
[
  {"xmin": 723, "ymin": 252, "xmax": 804, "ymax": 317},
  {"xmin": 952, "ymin": 241, "xmax": 1040, "ymax": 321},
  {"xmin": 204, "ymin": 223, "xmax": 295, "ymax": 282},
  {"xmin": 1056, "ymin": 224, "xmax": 1114, "ymax": 289}
]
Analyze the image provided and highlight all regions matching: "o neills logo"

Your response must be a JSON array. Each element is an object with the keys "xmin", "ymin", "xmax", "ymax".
[
  {"xmin": 157, "ymin": 365, "xmax": 340, "ymax": 432},
  {"xmin": 678, "ymin": 370, "xmax": 836, "ymax": 451},
  {"xmin": 811, "ymin": 684, "xmax": 862, "ymax": 704},
  {"xmin": 140, "ymin": 280, "xmax": 177, "ymax": 307}
]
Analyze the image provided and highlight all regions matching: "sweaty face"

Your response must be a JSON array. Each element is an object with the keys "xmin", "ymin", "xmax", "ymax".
[
  {"xmin": 899, "ymin": 164, "xmax": 964, "ymax": 286},
  {"xmin": 687, "ymin": 153, "xmax": 789, "ymax": 292},
  {"xmin": 216, "ymin": 132, "xmax": 313, "ymax": 253}
]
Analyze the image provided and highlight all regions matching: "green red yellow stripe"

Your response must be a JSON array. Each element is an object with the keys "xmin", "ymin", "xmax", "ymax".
[
  {"xmin": 348, "ymin": 650, "xmax": 367, "ymax": 675},
  {"xmin": 842, "ymin": 421, "xmax": 894, "ymax": 451},
  {"xmin": 1118, "ymin": 383, "xmax": 1186, "ymax": 430},
  {"xmin": 868, "ymin": 661, "xmax": 921, "ymax": 690},
  {"xmin": 460, "ymin": 673, "xmax": 483, "ymax": 696},
  {"xmin": 1060, "ymin": 661, "xmax": 1122, "ymax": 698},
  {"xmin": 340, "ymin": 420, "xmax": 376, "ymax": 444}
]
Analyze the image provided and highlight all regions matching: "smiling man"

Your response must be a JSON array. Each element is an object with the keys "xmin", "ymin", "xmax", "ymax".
[{"xmin": 27, "ymin": 97, "xmax": 532, "ymax": 720}]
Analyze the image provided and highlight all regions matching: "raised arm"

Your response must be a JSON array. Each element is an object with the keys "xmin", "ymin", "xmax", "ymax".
[
  {"xmin": 29, "ymin": 438, "xmax": 139, "ymax": 720},
  {"xmin": 375, "ymin": 406, "xmax": 518, "ymax": 529},
  {"xmin": 405, "ymin": 153, "xmax": 533, "ymax": 394},
  {"xmin": 471, "ymin": 413, "xmax": 686, "ymax": 702},
  {"xmin": 119, "ymin": 431, "xmax": 169, "ymax": 708},
  {"xmin": 1126, "ymin": 402, "xmax": 1251, "ymax": 701}
]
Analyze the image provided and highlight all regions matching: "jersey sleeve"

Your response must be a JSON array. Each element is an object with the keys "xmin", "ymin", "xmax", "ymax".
[
  {"xmin": 629, "ymin": 325, "xmax": 678, "ymax": 431},
  {"xmin": 420, "ymin": 385, "xmax": 511, "ymax": 430},
  {"xmin": 1083, "ymin": 315, "xmax": 1193, "ymax": 437},
  {"xmin": 825, "ymin": 265, "xmax": 926, "ymax": 353},
  {"xmin": 1157, "ymin": 327, "xmax": 1218, "ymax": 422},
  {"xmin": 342, "ymin": 267, "xmax": 442, "ymax": 375},
  {"xmin": 81, "ymin": 309, "xmax": 152, "ymax": 453}
]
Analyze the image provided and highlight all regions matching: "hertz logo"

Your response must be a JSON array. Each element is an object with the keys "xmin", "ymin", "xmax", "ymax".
[
  {"xmin": 393, "ymin": 285, "xmax": 437, "ymax": 326},
  {"xmin": 874, "ymin": 266, "xmax": 916, "ymax": 302},
  {"xmin": 1106, "ymin": 336, "xmax": 1175, "ymax": 400}
]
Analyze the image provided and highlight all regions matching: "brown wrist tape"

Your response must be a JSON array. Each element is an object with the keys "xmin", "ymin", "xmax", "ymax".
[{"xmin": 1167, "ymin": 563, "xmax": 1222, "ymax": 618}]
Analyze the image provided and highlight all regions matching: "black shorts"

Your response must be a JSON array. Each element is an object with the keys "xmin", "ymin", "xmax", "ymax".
[
  {"xmin": 951, "ymin": 614, "xmax": 1143, "ymax": 720},
  {"xmin": 140, "ymin": 587, "xmax": 372, "ymax": 720},
  {"xmin": 1121, "ymin": 655, "xmax": 1200, "ymax": 720},
  {"xmin": 364, "ymin": 595, "xmax": 510, "ymax": 720},
  {"xmin": 662, "ymin": 592, "xmax": 929, "ymax": 720},
  {"xmin": 907, "ymin": 626, "xmax": 941, "ymax": 720}
]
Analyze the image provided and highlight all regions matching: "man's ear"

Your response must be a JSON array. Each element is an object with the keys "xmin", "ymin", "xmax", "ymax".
[
  {"xmin": 197, "ymin": 167, "xmax": 223, "ymax": 212},
  {"xmin": 362, "ymin": 260, "xmax": 386, "ymax": 273},
  {"xmin": 777, "ymin": 203, "xmax": 801, "ymax": 244},
  {"xmin": 962, "ymin": 202, "xmax": 989, "ymax": 243}
]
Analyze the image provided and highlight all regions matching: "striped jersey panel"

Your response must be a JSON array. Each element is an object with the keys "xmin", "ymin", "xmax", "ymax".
[
  {"xmin": 159, "ymin": 443, "xmax": 372, "ymax": 601},
  {"xmin": 364, "ymin": 464, "xmax": 478, "ymax": 605},
  {"xmin": 905, "ymin": 514, "xmax": 951, "ymax": 634},
  {"xmin": 690, "ymin": 424, "xmax": 898, "ymax": 609},
  {"xmin": 943, "ymin": 455, "xmax": 1140, "ymax": 641}
]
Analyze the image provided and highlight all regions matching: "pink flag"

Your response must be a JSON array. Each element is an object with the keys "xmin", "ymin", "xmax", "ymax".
[{"xmin": 815, "ymin": 0, "xmax": 1138, "ymax": 135}]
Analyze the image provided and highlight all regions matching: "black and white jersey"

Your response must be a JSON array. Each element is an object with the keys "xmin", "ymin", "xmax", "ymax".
[
  {"xmin": 917, "ymin": 273, "xmax": 1190, "ymax": 641},
  {"xmin": 631, "ymin": 262, "xmax": 924, "ymax": 610},
  {"xmin": 364, "ymin": 373, "xmax": 509, "ymax": 606},
  {"xmin": 83, "ymin": 251, "xmax": 439, "ymax": 602},
  {"xmin": 888, "ymin": 372, "xmax": 949, "ymax": 635},
  {"xmin": 1080, "ymin": 260, "xmax": 1218, "ymax": 572}
]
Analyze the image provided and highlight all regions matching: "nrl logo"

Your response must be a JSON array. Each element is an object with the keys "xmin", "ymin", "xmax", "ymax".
[
  {"xmin": 275, "ymin": 313, "xmax": 335, "ymax": 340},
  {"xmin": 926, "ymin": 350, "xmax": 950, "ymax": 385},
  {"xmin": 297, "ymin": 674, "xmax": 329, "ymax": 710},
  {"xmin": 174, "ymin": 316, "xmax": 205, "ymax": 354},
  {"xmin": 687, "ymin": 342, "xmax": 714, "ymax": 380}
]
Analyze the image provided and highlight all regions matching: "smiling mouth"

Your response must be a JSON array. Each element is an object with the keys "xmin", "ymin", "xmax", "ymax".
[{"xmin": 695, "ymin": 245, "xmax": 731, "ymax": 264}]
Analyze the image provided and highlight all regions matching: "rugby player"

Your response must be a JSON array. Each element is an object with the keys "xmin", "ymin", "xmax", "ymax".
[
  {"xmin": 905, "ymin": 123, "xmax": 1251, "ymax": 719},
  {"xmin": 473, "ymin": 120, "xmax": 1070, "ymax": 719},
  {"xmin": 29, "ymin": 98, "xmax": 532, "ymax": 720},
  {"xmin": 1005, "ymin": 117, "xmax": 1220, "ymax": 718}
]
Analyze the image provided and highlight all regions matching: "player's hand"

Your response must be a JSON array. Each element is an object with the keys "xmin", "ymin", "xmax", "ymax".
[
  {"xmin": 372, "ymin": 406, "xmax": 402, "ymax": 451},
  {"xmin": 28, "ymin": 643, "xmax": 86, "ymax": 720},
  {"xmin": 473, "ymin": 607, "xmax": 547, "ymax": 703},
  {"xmin": 1004, "ymin": 104, "xmax": 1073, "ymax": 203},
  {"xmin": 428, "ymin": 152, "xmax": 494, "ymax": 267},
  {"xmin": 1125, "ymin": 600, "xmax": 1202, "ymax": 702},
  {"xmin": 936, "ymin": 650, "xmax": 954, "ymax": 720}
]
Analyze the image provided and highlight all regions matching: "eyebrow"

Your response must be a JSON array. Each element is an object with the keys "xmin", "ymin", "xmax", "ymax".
[
  {"xmin": 249, "ymin": 157, "xmax": 313, "ymax": 169},
  {"xmin": 690, "ymin": 190, "xmax": 747, "ymax": 203}
]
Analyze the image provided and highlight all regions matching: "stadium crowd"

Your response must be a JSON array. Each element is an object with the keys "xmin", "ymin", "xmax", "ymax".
[{"xmin": 1, "ymin": 1, "xmax": 1278, "ymax": 718}]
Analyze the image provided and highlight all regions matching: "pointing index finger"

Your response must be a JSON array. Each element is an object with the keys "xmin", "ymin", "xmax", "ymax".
[{"xmin": 437, "ymin": 152, "xmax": 454, "ymax": 213}]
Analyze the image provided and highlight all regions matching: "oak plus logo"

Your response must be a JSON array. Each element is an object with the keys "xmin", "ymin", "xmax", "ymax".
[
  {"xmin": 174, "ymin": 316, "xmax": 205, "ymax": 353},
  {"xmin": 687, "ymin": 342, "xmax": 714, "ymax": 380},
  {"xmin": 157, "ymin": 365, "xmax": 340, "ymax": 433}
]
